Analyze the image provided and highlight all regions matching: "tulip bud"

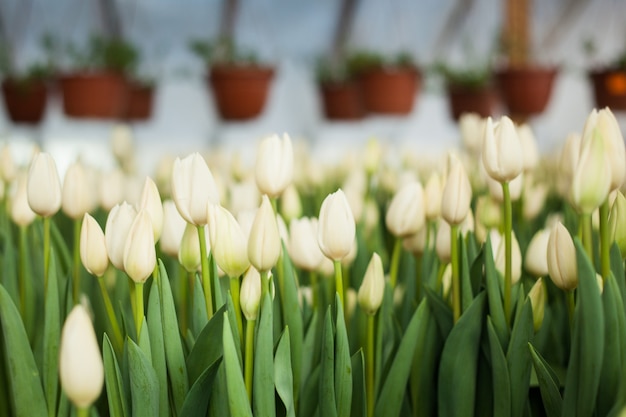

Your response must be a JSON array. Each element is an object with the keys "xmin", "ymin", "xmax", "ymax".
[
  {"xmin": 59, "ymin": 305, "xmax": 104, "ymax": 409},
  {"xmin": 105, "ymin": 202, "xmax": 137, "ymax": 271},
  {"xmin": 528, "ymin": 278, "xmax": 546, "ymax": 332},
  {"xmin": 609, "ymin": 191, "xmax": 626, "ymax": 258},
  {"xmin": 557, "ymin": 133, "xmax": 581, "ymax": 199},
  {"xmin": 10, "ymin": 172, "xmax": 36, "ymax": 227},
  {"xmin": 27, "ymin": 152, "xmax": 62, "ymax": 217},
  {"xmin": 482, "ymin": 116, "xmax": 524, "ymax": 183},
  {"xmin": 289, "ymin": 217, "xmax": 324, "ymax": 271},
  {"xmin": 179, "ymin": 223, "xmax": 204, "ymax": 273},
  {"xmin": 171, "ymin": 152, "xmax": 220, "ymax": 225},
  {"xmin": 436, "ymin": 220, "xmax": 451, "ymax": 263},
  {"xmin": 248, "ymin": 195, "xmax": 281, "ymax": 272},
  {"xmin": 357, "ymin": 253, "xmax": 385, "ymax": 315},
  {"xmin": 280, "ymin": 184, "xmax": 302, "ymax": 223},
  {"xmin": 60, "ymin": 162, "xmax": 91, "ymax": 220},
  {"xmin": 517, "ymin": 124, "xmax": 539, "ymax": 172},
  {"xmin": 363, "ymin": 138, "xmax": 382, "ymax": 175},
  {"xmin": 441, "ymin": 153, "xmax": 472, "ymax": 225},
  {"xmin": 459, "ymin": 113, "xmax": 485, "ymax": 154},
  {"xmin": 442, "ymin": 263, "xmax": 452, "ymax": 299},
  {"xmin": 523, "ymin": 181, "xmax": 548, "ymax": 221},
  {"xmin": 0, "ymin": 145, "xmax": 16, "ymax": 183},
  {"xmin": 524, "ymin": 228, "xmax": 550, "ymax": 277},
  {"xmin": 255, "ymin": 133, "xmax": 294, "ymax": 198},
  {"xmin": 318, "ymin": 189, "xmax": 356, "ymax": 261},
  {"xmin": 99, "ymin": 168, "xmax": 125, "ymax": 211},
  {"xmin": 80, "ymin": 214, "xmax": 108, "ymax": 277},
  {"xmin": 138, "ymin": 177, "xmax": 163, "ymax": 242},
  {"xmin": 494, "ymin": 231, "xmax": 522, "ymax": 285},
  {"xmin": 160, "ymin": 200, "xmax": 186, "ymax": 257},
  {"xmin": 547, "ymin": 222, "xmax": 578, "ymax": 290},
  {"xmin": 385, "ymin": 181, "xmax": 426, "ymax": 238},
  {"xmin": 424, "ymin": 172, "xmax": 442, "ymax": 221},
  {"xmin": 110, "ymin": 124, "xmax": 134, "ymax": 168},
  {"xmin": 210, "ymin": 204, "xmax": 250, "ymax": 277},
  {"xmin": 582, "ymin": 108, "xmax": 626, "ymax": 192},
  {"xmin": 571, "ymin": 129, "xmax": 611, "ymax": 214},
  {"xmin": 240, "ymin": 266, "xmax": 262, "ymax": 321},
  {"xmin": 123, "ymin": 209, "xmax": 156, "ymax": 284}
]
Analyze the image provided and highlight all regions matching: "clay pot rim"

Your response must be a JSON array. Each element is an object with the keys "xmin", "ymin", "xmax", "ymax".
[
  {"xmin": 210, "ymin": 64, "xmax": 275, "ymax": 77},
  {"xmin": 494, "ymin": 64, "xmax": 559, "ymax": 77},
  {"xmin": 359, "ymin": 66, "xmax": 421, "ymax": 77},
  {"xmin": 588, "ymin": 67, "xmax": 626, "ymax": 77},
  {"xmin": 446, "ymin": 81, "xmax": 496, "ymax": 93},
  {"xmin": 60, "ymin": 71, "xmax": 127, "ymax": 81}
]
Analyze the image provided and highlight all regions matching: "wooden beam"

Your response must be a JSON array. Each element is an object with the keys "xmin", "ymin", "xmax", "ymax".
[
  {"xmin": 332, "ymin": 0, "xmax": 359, "ymax": 59},
  {"xmin": 219, "ymin": 0, "xmax": 239, "ymax": 40}
]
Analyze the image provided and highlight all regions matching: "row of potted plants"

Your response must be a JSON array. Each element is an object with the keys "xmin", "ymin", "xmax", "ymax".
[
  {"xmin": 0, "ymin": 35, "xmax": 155, "ymax": 124},
  {"xmin": 4, "ymin": 36, "xmax": 626, "ymax": 125}
]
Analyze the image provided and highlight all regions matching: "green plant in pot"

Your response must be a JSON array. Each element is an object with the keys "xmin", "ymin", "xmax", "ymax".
[
  {"xmin": 586, "ymin": 39, "xmax": 626, "ymax": 111},
  {"xmin": 347, "ymin": 50, "xmax": 421, "ymax": 115},
  {"xmin": 190, "ymin": 36, "xmax": 275, "ymax": 121},
  {"xmin": 436, "ymin": 61, "xmax": 498, "ymax": 120},
  {"xmin": 316, "ymin": 55, "xmax": 364, "ymax": 120},
  {"xmin": 60, "ymin": 35, "xmax": 138, "ymax": 119},
  {"xmin": 0, "ymin": 35, "xmax": 56, "ymax": 124}
]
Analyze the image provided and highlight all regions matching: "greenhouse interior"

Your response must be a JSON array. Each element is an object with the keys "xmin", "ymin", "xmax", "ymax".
[{"xmin": 1, "ymin": 0, "xmax": 626, "ymax": 416}]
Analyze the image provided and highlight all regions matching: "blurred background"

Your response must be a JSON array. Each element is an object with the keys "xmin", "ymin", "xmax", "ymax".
[{"xmin": 0, "ymin": 0, "xmax": 625, "ymax": 176}]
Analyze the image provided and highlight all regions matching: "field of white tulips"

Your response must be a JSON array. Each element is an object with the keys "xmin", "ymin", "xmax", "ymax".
[{"xmin": 0, "ymin": 109, "xmax": 625, "ymax": 417}]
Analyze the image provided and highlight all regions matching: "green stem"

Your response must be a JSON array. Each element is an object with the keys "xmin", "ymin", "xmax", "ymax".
[
  {"xmin": 72, "ymin": 218, "xmax": 81, "ymax": 304},
  {"xmin": 366, "ymin": 314, "xmax": 375, "ymax": 417},
  {"xmin": 334, "ymin": 260, "xmax": 345, "ymax": 313},
  {"xmin": 244, "ymin": 318, "xmax": 255, "ymax": 402},
  {"xmin": 502, "ymin": 181, "xmax": 513, "ymax": 328},
  {"xmin": 581, "ymin": 213, "xmax": 594, "ymax": 264},
  {"xmin": 43, "ymin": 216, "xmax": 51, "ymax": 295},
  {"xmin": 76, "ymin": 406, "xmax": 89, "ymax": 417},
  {"xmin": 230, "ymin": 276, "xmax": 244, "ymax": 347},
  {"xmin": 566, "ymin": 290, "xmax": 575, "ymax": 329},
  {"xmin": 310, "ymin": 271, "xmax": 318, "ymax": 309},
  {"xmin": 599, "ymin": 199, "xmax": 611, "ymax": 280},
  {"xmin": 128, "ymin": 276, "xmax": 136, "ymax": 318},
  {"xmin": 436, "ymin": 263, "xmax": 446, "ymax": 293},
  {"xmin": 18, "ymin": 226, "xmax": 27, "ymax": 319},
  {"xmin": 98, "ymin": 276, "xmax": 123, "ymax": 354},
  {"xmin": 197, "ymin": 225, "xmax": 214, "ymax": 319},
  {"xmin": 389, "ymin": 238, "xmax": 402, "ymax": 289},
  {"xmin": 450, "ymin": 224, "xmax": 461, "ymax": 323},
  {"xmin": 261, "ymin": 270, "xmax": 270, "ymax": 302},
  {"xmin": 134, "ymin": 282, "xmax": 144, "ymax": 340}
]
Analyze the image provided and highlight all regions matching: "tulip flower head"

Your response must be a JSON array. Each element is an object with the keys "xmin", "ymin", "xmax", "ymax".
[
  {"xmin": 210, "ymin": 204, "xmax": 250, "ymax": 277},
  {"xmin": 138, "ymin": 177, "xmax": 163, "ymax": 242},
  {"xmin": 255, "ymin": 133, "xmax": 294, "ymax": 198},
  {"xmin": 123, "ymin": 209, "xmax": 156, "ymax": 284},
  {"xmin": 10, "ymin": 172, "xmax": 36, "ymax": 227},
  {"xmin": 424, "ymin": 172, "xmax": 442, "ymax": 221},
  {"xmin": 80, "ymin": 213, "xmax": 109, "ymax": 277},
  {"xmin": 289, "ymin": 217, "xmax": 324, "ymax": 271},
  {"xmin": 547, "ymin": 222, "xmax": 578, "ymax": 290},
  {"xmin": 318, "ymin": 189, "xmax": 356, "ymax": 261},
  {"xmin": 240, "ymin": 266, "xmax": 262, "ymax": 321},
  {"xmin": 571, "ymin": 127, "xmax": 611, "ymax": 214},
  {"xmin": 524, "ymin": 228, "xmax": 550, "ymax": 278},
  {"xmin": 385, "ymin": 181, "xmax": 426, "ymax": 238},
  {"xmin": 62, "ymin": 162, "xmax": 91, "ymax": 220},
  {"xmin": 105, "ymin": 202, "xmax": 137, "ymax": 271},
  {"xmin": 247, "ymin": 195, "xmax": 281, "ymax": 272},
  {"xmin": 528, "ymin": 278, "xmax": 546, "ymax": 332},
  {"xmin": 171, "ymin": 152, "xmax": 220, "ymax": 225},
  {"xmin": 482, "ymin": 116, "xmax": 524, "ymax": 183},
  {"xmin": 441, "ymin": 153, "xmax": 472, "ymax": 225},
  {"xmin": 179, "ymin": 223, "xmax": 204, "ymax": 273},
  {"xmin": 357, "ymin": 253, "xmax": 385, "ymax": 315},
  {"xmin": 609, "ymin": 191, "xmax": 626, "ymax": 258},
  {"xmin": 59, "ymin": 305, "xmax": 104, "ymax": 409},
  {"xmin": 160, "ymin": 200, "xmax": 186, "ymax": 257},
  {"xmin": 27, "ymin": 152, "xmax": 62, "ymax": 217}
]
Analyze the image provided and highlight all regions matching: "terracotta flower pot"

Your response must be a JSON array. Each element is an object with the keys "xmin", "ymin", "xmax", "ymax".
[
  {"xmin": 208, "ymin": 65, "xmax": 275, "ymax": 120},
  {"xmin": 446, "ymin": 83, "xmax": 498, "ymax": 120},
  {"xmin": 319, "ymin": 81, "xmax": 364, "ymax": 120},
  {"xmin": 60, "ymin": 72, "xmax": 128, "ymax": 119},
  {"xmin": 125, "ymin": 82, "xmax": 155, "ymax": 121},
  {"xmin": 495, "ymin": 66, "xmax": 558, "ymax": 121},
  {"xmin": 1, "ymin": 79, "xmax": 48, "ymax": 124},
  {"xmin": 589, "ymin": 68, "xmax": 626, "ymax": 111},
  {"xmin": 358, "ymin": 67, "xmax": 420, "ymax": 115}
]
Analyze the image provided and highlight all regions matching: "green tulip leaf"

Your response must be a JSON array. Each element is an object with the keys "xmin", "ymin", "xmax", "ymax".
[
  {"xmin": 186, "ymin": 304, "xmax": 227, "ymax": 385},
  {"xmin": 561, "ymin": 240, "xmax": 605, "ymax": 417},
  {"xmin": 299, "ymin": 365, "xmax": 320, "ymax": 417},
  {"xmin": 351, "ymin": 349, "xmax": 366, "ymax": 417},
  {"xmin": 375, "ymin": 299, "xmax": 428, "ymax": 417},
  {"xmin": 410, "ymin": 305, "xmax": 442, "ymax": 417},
  {"xmin": 147, "ymin": 280, "xmax": 168, "ymax": 417},
  {"xmin": 596, "ymin": 275, "xmax": 626, "ymax": 416},
  {"xmin": 222, "ymin": 313, "xmax": 253, "ymax": 417},
  {"xmin": 334, "ymin": 294, "xmax": 352, "ymax": 417},
  {"xmin": 180, "ymin": 357, "xmax": 222, "ymax": 417},
  {"xmin": 254, "ymin": 294, "xmax": 275, "ymax": 417},
  {"xmin": 460, "ymin": 235, "xmax": 474, "ymax": 312},
  {"xmin": 300, "ymin": 310, "xmax": 320, "ymax": 399},
  {"xmin": 127, "ymin": 339, "xmax": 159, "ymax": 417},
  {"xmin": 320, "ymin": 307, "xmax": 337, "ymax": 417},
  {"xmin": 103, "ymin": 334, "xmax": 129, "ymax": 417},
  {"xmin": 281, "ymin": 249, "xmax": 304, "ymax": 400},
  {"xmin": 157, "ymin": 260, "xmax": 189, "ymax": 414},
  {"xmin": 528, "ymin": 343, "xmax": 562, "ymax": 417},
  {"xmin": 437, "ymin": 292, "xmax": 486, "ymax": 417},
  {"xmin": 209, "ymin": 252, "xmax": 224, "ymax": 310},
  {"xmin": 0, "ymin": 283, "xmax": 47, "ymax": 416},
  {"xmin": 487, "ymin": 317, "xmax": 511, "ymax": 417},
  {"xmin": 506, "ymin": 299, "xmax": 533, "ymax": 417},
  {"xmin": 192, "ymin": 275, "xmax": 208, "ymax": 337},
  {"xmin": 484, "ymin": 237, "xmax": 509, "ymax": 350},
  {"xmin": 609, "ymin": 243, "xmax": 626, "ymax": 306},
  {"xmin": 275, "ymin": 327, "xmax": 295, "ymax": 417},
  {"xmin": 423, "ymin": 286, "xmax": 453, "ymax": 339}
]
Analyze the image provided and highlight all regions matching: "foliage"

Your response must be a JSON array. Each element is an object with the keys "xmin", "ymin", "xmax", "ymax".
[
  {"xmin": 345, "ymin": 50, "xmax": 416, "ymax": 77},
  {"xmin": 189, "ymin": 36, "xmax": 259, "ymax": 66},
  {"xmin": 0, "ymin": 33, "xmax": 58, "ymax": 83},
  {"xmin": 434, "ymin": 61, "xmax": 492, "ymax": 89},
  {"xmin": 65, "ymin": 35, "xmax": 139, "ymax": 74}
]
